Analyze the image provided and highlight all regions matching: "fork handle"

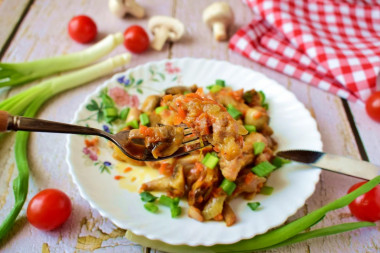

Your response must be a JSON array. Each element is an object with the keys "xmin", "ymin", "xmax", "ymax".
[{"xmin": 0, "ymin": 110, "xmax": 104, "ymax": 136}]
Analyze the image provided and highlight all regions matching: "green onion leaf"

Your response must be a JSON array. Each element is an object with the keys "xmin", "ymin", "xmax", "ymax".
[
  {"xmin": 139, "ymin": 113, "xmax": 150, "ymax": 126},
  {"xmin": 253, "ymin": 142, "xmax": 265, "ymax": 155},
  {"xmin": 144, "ymin": 202, "xmax": 159, "ymax": 213},
  {"xmin": 119, "ymin": 107, "xmax": 130, "ymax": 121},
  {"xmin": 140, "ymin": 192, "xmax": 158, "ymax": 202},
  {"xmin": 260, "ymin": 186, "xmax": 274, "ymax": 195},
  {"xmin": 155, "ymin": 105, "xmax": 168, "ymax": 114},
  {"xmin": 0, "ymin": 53, "xmax": 131, "ymax": 241},
  {"xmin": 0, "ymin": 33, "xmax": 124, "ymax": 88},
  {"xmin": 252, "ymin": 161, "xmax": 276, "ymax": 177},
  {"xmin": 126, "ymin": 119, "xmax": 139, "ymax": 129},
  {"xmin": 227, "ymin": 104, "xmax": 242, "ymax": 119},
  {"xmin": 220, "ymin": 178, "xmax": 236, "ymax": 196},
  {"xmin": 271, "ymin": 156, "xmax": 291, "ymax": 168},
  {"xmin": 247, "ymin": 202, "xmax": 261, "ymax": 211},
  {"xmin": 126, "ymin": 176, "xmax": 380, "ymax": 252},
  {"xmin": 201, "ymin": 153, "xmax": 219, "ymax": 169},
  {"xmin": 244, "ymin": 124, "xmax": 256, "ymax": 133}
]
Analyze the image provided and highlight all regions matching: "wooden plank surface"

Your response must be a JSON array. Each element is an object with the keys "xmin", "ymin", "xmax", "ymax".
[{"xmin": 0, "ymin": 0, "xmax": 379, "ymax": 252}]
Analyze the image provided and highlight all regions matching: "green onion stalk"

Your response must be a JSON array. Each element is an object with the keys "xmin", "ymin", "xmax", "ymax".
[
  {"xmin": 0, "ymin": 53, "xmax": 131, "ymax": 241},
  {"xmin": 0, "ymin": 33, "xmax": 124, "ymax": 88},
  {"xmin": 126, "ymin": 175, "xmax": 380, "ymax": 253}
]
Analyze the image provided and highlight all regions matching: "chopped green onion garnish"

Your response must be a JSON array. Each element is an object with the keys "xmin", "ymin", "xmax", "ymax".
[
  {"xmin": 119, "ymin": 107, "xmax": 130, "ymax": 121},
  {"xmin": 258, "ymin": 90, "xmax": 269, "ymax": 109},
  {"xmin": 183, "ymin": 91, "xmax": 191, "ymax": 95},
  {"xmin": 271, "ymin": 156, "xmax": 291, "ymax": 168},
  {"xmin": 220, "ymin": 178, "xmax": 236, "ymax": 195},
  {"xmin": 139, "ymin": 113, "xmax": 150, "ymax": 126},
  {"xmin": 244, "ymin": 124, "xmax": 256, "ymax": 133},
  {"xmin": 253, "ymin": 142, "xmax": 265, "ymax": 155},
  {"xmin": 201, "ymin": 153, "xmax": 219, "ymax": 169},
  {"xmin": 126, "ymin": 119, "xmax": 139, "ymax": 129},
  {"xmin": 209, "ymin": 84, "xmax": 223, "ymax": 93},
  {"xmin": 260, "ymin": 186, "xmax": 274, "ymax": 195},
  {"xmin": 155, "ymin": 105, "xmax": 168, "ymax": 114},
  {"xmin": 258, "ymin": 91, "xmax": 266, "ymax": 104},
  {"xmin": 144, "ymin": 202, "xmax": 159, "ymax": 213},
  {"xmin": 227, "ymin": 104, "xmax": 242, "ymax": 119},
  {"xmin": 247, "ymin": 202, "xmax": 261, "ymax": 211},
  {"xmin": 251, "ymin": 161, "xmax": 276, "ymax": 177},
  {"xmin": 140, "ymin": 192, "xmax": 157, "ymax": 202},
  {"xmin": 202, "ymin": 153, "xmax": 211, "ymax": 164},
  {"xmin": 215, "ymin": 79, "xmax": 226, "ymax": 87},
  {"xmin": 170, "ymin": 204, "xmax": 182, "ymax": 218},
  {"xmin": 159, "ymin": 195, "xmax": 178, "ymax": 207}
]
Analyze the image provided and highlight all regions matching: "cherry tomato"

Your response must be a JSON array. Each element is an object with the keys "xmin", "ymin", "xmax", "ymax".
[
  {"xmin": 27, "ymin": 189, "xmax": 72, "ymax": 231},
  {"xmin": 347, "ymin": 182, "xmax": 380, "ymax": 222},
  {"xmin": 68, "ymin": 15, "xmax": 97, "ymax": 43},
  {"xmin": 366, "ymin": 91, "xmax": 380, "ymax": 123},
  {"xmin": 123, "ymin": 25, "xmax": 149, "ymax": 53}
]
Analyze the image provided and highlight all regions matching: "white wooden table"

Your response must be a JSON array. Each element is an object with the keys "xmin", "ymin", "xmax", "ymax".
[{"xmin": 0, "ymin": 0, "xmax": 379, "ymax": 252}]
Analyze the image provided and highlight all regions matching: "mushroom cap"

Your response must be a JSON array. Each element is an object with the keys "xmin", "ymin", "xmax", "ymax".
[
  {"xmin": 202, "ymin": 2, "xmax": 233, "ymax": 26},
  {"xmin": 148, "ymin": 16, "xmax": 185, "ymax": 41},
  {"xmin": 108, "ymin": 0, "xmax": 127, "ymax": 18}
]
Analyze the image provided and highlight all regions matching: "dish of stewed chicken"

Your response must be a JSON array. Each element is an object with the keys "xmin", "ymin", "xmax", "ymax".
[{"xmin": 111, "ymin": 81, "xmax": 280, "ymax": 226}]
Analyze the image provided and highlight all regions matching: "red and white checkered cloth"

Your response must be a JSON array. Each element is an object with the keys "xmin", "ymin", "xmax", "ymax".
[{"xmin": 229, "ymin": 0, "xmax": 380, "ymax": 105}]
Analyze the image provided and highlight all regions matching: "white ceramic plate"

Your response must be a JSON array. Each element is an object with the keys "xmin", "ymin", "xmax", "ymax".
[{"xmin": 67, "ymin": 58, "xmax": 322, "ymax": 246}]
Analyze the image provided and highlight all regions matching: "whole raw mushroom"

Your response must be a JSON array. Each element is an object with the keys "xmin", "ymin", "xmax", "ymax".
[
  {"xmin": 148, "ymin": 16, "xmax": 185, "ymax": 51},
  {"xmin": 108, "ymin": 0, "xmax": 145, "ymax": 18},
  {"xmin": 202, "ymin": 2, "xmax": 234, "ymax": 41}
]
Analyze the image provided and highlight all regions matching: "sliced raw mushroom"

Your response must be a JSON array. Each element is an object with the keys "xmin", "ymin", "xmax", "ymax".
[
  {"xmin": 148, "ymin": 16, "xmax": 185, "ymax": 51},
  {"xmin": 202, "ymin": 2, "xmax": 234, "ymax": 41},
  {"xmin": 108, "ymin": 0, "xmax": 145, "ymax": 18}
]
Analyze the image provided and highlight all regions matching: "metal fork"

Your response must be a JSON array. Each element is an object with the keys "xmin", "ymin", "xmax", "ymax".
[{"xmin": 0, "ymin": 111, "xmax": 210, "ymax": 161}]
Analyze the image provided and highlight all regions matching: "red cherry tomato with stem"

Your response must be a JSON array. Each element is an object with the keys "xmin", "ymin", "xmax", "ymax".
[
  {"xmin": 347, "ymin": 182, "xmax": 380, "ymax": 222},
  {"xmin": 68, "ymin": 15, "xmax": 97, "ymax": 43},
  {"xmin": 123, "ymin": 25, "xmax": 149, "ymax": 54},
  {"xmin": 366, "ymin": 91, "xmax": 380, "ymax": 123},
  {"xmin": 27, "ymin": 189, "xmax": 72, "ymax": 231}
]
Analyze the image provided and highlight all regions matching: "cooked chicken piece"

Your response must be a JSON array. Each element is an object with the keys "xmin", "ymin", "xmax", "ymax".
[
  {"xmin": 207, "ymin": 88, "xmax": 250, "ymax": 114},
  {"xmin": 140, "ymin": 164, "xmax": 185, "ymax": 197},
  {"xmin": 149, "ymin": 111, "xmax": 162, "ymax": 126},
  {"xmin": 232, "ymin": 169, "xmax": 266, "ymax": 199},
  {"xmin": 163, "ymin": 93, "xmax": 246, "ymax": 161}
]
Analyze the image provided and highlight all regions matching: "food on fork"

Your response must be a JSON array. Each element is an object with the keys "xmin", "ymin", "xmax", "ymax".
[{"xmin": 112, "ymin": 81, "xmax": 278, "ymax": 226}]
